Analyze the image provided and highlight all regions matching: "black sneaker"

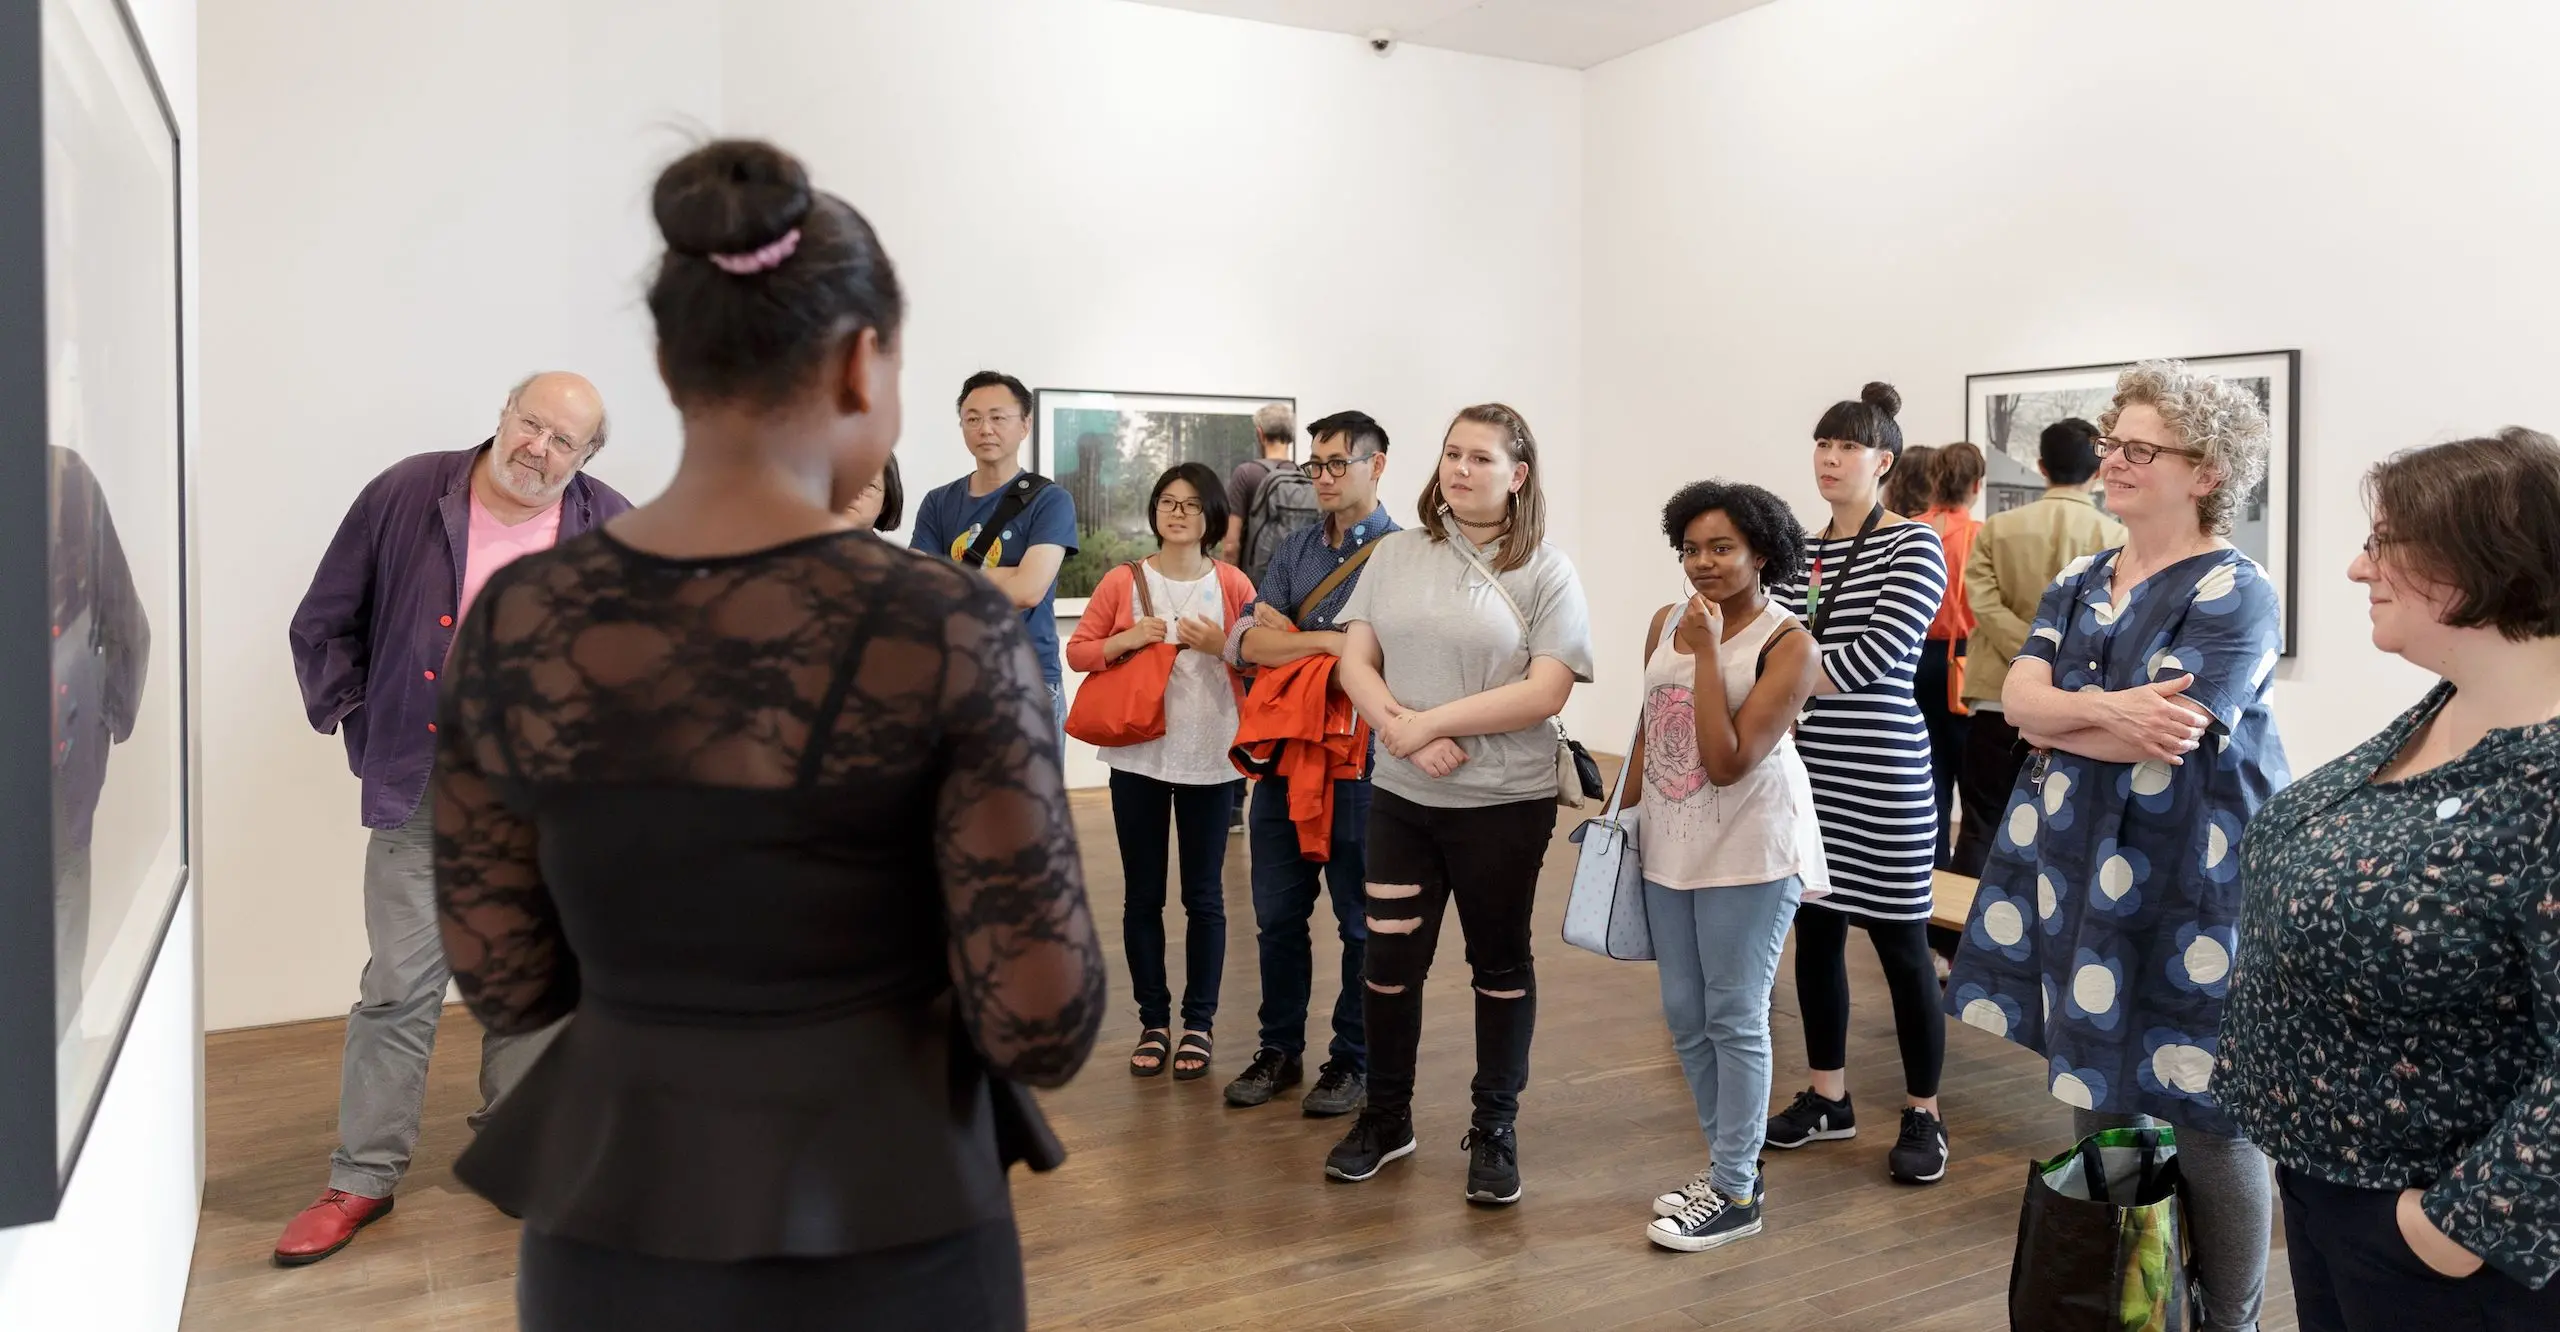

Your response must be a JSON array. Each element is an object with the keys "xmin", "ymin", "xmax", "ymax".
[
  {"xmin": 1888, "ymin": 1106, "xmax": 1948, "ymax": 1184},
  {"xmin": 1300, "ymin": 1059, "xmax": 1365, "ymax": 1118},
  {"xmin": 1764, "ymin": 1088, "xmax": 1857, "ymax": 1149},
  {"xmin": 1647, "ymin": 1185, "xmax": 1764, "ymax": 1252},
  {"xmin": 1653, "ymin": 1167, "xmax": 1717, "ymax": 1219},
  {"xmin": 1324, "ymin": 1109, "xmax": 1416, "ymax": 1183},
  {"xmin": 1460, "ymin": 1125, "xmax": 1521, "ymax": 1205},
  {"xmin": 1222, "ymin": 1049, "xmax": 1302, "ymax": 1108}
]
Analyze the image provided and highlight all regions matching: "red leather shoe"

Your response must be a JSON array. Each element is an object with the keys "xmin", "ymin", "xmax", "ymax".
[{"xmin": 272, "ymin": 1189, "xmax": 395, "ymax": 1266}]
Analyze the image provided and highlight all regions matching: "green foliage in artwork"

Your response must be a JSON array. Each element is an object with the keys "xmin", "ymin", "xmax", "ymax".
[{"xmin": 1059, "ymin": 526, "xmax": 1158, "ymax": 601}]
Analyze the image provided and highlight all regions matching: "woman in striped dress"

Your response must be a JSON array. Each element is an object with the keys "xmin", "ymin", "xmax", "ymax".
[{"xmin": 1766, "ymin": 382, "xmax": 1953, "ymax": 1186}]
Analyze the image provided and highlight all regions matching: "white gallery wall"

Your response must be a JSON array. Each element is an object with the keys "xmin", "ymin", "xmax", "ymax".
[
  {"xmin": 196, "ymin": 0, "xmax": 1579, "ymax": 1027},
  {"xmin": 197, "ymin": 0, "xmax": 723, "ymax": 1030},
  {"xmin": 718, "ymin": 0, "xmax": 1584, "ymax": 788},
  {"xmin": 0, "ymin": 0, "xmax": 204, "ymax": 1323},
  {"xmin": 1580, "ymin": 0, "xmax": 2560, "ymax": 771}
]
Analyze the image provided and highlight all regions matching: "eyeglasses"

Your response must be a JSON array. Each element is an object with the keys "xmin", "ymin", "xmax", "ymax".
[
  {"xmin": 510, "ymin": 413, "xmax": 587, "ymax": 454},
  {"xmin": 1154, "ymin": 497, "xmax": 1204, "ymax": 517},
  {"xmin": 1299, "ymin": 457, "xmax": 1373, "ymax": 479},
  {"xmin": 961, "ymin": 411, "xmax": 1022, "ymax": 430},
  {"xmin": 2361, "ymin": 531, "xmax": 2399, "ymax": 560},
  {"xmin": 2094, "ymin": 435, "xmax": 2206, "ymax": 466}
]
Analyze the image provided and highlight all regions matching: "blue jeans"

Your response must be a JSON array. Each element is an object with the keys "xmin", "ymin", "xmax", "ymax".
[
  {"xmin": 1109, "ymin": 770, "xmax": 1242, "ymax": 1031},
  {"xmin": 1645, "ymin": 875, "xmax": 1802, "ymax": 1201},
  {"xmin": 1247, "ymin": 776, "xmax": 1370, "ymax": 1071}
]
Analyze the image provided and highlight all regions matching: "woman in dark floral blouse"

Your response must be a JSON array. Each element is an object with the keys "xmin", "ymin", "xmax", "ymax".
[{"xmin": 2216, "ymin": 428, "xmax": 2560, "ymax": 1329}]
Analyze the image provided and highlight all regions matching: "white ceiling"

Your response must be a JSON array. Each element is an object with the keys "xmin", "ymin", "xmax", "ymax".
[{"xmin": 1121, "ymin": 0, "xmax": 1773, "ymax": 70}]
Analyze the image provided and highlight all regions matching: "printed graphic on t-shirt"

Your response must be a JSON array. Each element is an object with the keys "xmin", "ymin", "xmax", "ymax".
[
  {"xmin": 1646, "ymin": 683, "xmax": 1709, "ymax": 805},
  {"xmin": 949, "ymin": 525, "xmax": 1003, "ymax": 566}
]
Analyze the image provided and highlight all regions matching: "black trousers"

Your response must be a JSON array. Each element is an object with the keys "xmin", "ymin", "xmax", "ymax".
[
  {"xmin": 1793, "ymin": 903, "xmax": 1944, "ymax": 1099},
  {"xmin": 1951, "ymin": 707, "xmax": 2026, "ymax": 878},
  {"xmin": 2279, "ymin": 1168, "xmax": 2560, "ymax": 1331},
  {"xmin": 1913, "ymin": 637, "xmax": 1968, "ymax": 869},
  {"xmin": 518, "ymin": 1218, "xmax": 1026, "ymax": 1331},
  {"xmin": 1360, "ymin": 790, "xmax": 1559, "ymax": 1127}
]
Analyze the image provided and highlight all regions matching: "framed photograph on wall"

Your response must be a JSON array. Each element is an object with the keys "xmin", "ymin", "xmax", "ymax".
[
  {"xmin": 1965, "ymin": 350, "xmax": 2301, "ymax": 654},
  {"xmin": 1032, "ymin": 389, "xmax": 1294, "ymax": 616},
  {"xmin": 1, "ymin": 0, "xmax": 192, "ymax": 1225}
]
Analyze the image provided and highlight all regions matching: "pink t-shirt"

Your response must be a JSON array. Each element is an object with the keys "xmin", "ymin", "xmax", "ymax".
[{"xmin": 459, "ymin": 493, "xmax": 563, "ymax": 624}]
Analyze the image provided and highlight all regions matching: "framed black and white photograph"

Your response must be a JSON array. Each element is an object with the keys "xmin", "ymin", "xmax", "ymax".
[
  {"xmin": 1, "ymin": 0, "xmax": 190, "ymax": 1225},
  {"xmin": 1032, "ymin": 388, "xmax": 1293, "ymax": 615},
  {"xmin": 1965, "ymin": 350, "xmax": 2301, "ymax": 653}
]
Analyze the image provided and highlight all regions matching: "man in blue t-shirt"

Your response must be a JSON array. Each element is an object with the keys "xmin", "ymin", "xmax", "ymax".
[{"xmin": 910, "ymin": 370, "xmax": 1080, "ymax": 728}]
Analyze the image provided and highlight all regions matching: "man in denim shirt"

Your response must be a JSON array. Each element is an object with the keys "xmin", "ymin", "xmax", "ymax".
[
  {"xmin": 275, "ymin": 372, "xmax": 627, "ymax": 1265},
  {"xmin": 1220, "ymin": 411, "xmax": 1396, "ymax": 1117}
]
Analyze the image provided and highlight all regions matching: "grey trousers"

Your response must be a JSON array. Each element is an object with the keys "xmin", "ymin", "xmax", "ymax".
[
  {"xmin": 2074, "ymin": 1108, "xmax": 2270, "ymax": 1332},
  {"xmin": 329, "ymin": 802, "xmax": 561, "ymax": 1198}
]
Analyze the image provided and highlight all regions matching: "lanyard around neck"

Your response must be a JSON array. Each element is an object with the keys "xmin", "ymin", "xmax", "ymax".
[{"xmin": 1806, "ymin": 504, "xmax": 1883, "ymax": 639}]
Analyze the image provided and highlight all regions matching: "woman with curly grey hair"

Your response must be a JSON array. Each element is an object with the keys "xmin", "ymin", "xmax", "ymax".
[{"xmin": 1946, "ymin": 359, "xmax": 2292, "ymax": 1330}]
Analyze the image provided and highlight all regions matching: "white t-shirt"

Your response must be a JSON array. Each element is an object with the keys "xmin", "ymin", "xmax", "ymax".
[
  {"xmin": 1637, "ymin": 602, "xmax": 1832, "ymax": 894},
  {"xmin": 1099, "ymin": 565, "xmax": 1239, "ymax": 787}
]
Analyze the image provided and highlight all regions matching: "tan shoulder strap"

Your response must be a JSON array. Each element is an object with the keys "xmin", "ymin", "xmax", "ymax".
[
  {"xmin": 1124, "ymin": 560, "xmax": 1156, "ymax": 618},
  {"xmin": 1289, "ymin": 539, "xmax": 1381, "ymax": 628}
]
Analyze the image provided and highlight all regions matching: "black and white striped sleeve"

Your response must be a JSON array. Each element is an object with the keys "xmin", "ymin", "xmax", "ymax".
[{"xmin": 1821, "ymin": 527, "xmax": 1947, "ymax": 694}]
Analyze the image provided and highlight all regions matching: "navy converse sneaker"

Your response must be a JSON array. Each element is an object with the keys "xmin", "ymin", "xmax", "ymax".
[{"xmin": 1648, "ymin": 1184, "xmax": 1764, "ymax": 1253}]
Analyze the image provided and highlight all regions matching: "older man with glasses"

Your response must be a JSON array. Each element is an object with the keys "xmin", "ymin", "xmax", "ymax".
[{"xmin": 275, "ymin": 371, "xmax": 627, "ymax": 1266}]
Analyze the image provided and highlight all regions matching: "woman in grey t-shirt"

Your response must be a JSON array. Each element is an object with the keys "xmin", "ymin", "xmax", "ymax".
[{"xmin": 1317, "ymin": 403, "xmax": 1595, "ymax": 1205}]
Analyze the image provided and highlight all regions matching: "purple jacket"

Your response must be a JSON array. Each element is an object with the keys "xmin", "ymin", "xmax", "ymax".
[{"xmin": 290, "ymin": 442, "xmax": 631, "ymax": 829}]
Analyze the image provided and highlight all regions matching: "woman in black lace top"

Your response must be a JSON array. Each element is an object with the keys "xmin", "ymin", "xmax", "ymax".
[{"xmin": 431, "ymin": 140, "xmax": 1103, "ymax": 1331}]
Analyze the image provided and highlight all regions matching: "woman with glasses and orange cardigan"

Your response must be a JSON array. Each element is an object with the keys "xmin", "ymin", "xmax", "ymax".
[{"xmin": 1066, "ymin": 462, "xmax": 1256, "ymax": 1083}]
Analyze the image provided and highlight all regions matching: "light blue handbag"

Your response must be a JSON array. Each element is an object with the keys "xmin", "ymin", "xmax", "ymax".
[{"xmin": 1563, "ymin": 722, "xmax": 1651, "ymax": 961}]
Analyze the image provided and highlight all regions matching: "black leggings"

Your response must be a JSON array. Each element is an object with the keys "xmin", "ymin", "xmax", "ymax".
[
  {"xmin": 1793, "ymin": 902, "xmax": 1944, "ymax": 1099},
  {"xmin": 1360, "ymin": 790, "xmax": 1560, "ymax": 1128}
]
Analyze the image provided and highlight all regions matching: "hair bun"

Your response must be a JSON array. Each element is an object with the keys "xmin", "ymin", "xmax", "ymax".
[
  {"xmin": 1860, "ymin": 381, "xmax": 1903, "ymax": 419},
  {"xmin": 653, "ymin": 139, "xmax": 814, "ymax": 259}
]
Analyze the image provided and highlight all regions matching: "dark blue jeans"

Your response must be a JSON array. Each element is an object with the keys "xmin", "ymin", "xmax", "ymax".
[
  {"xmin": 1248, "ymin": 775, "xmax": 1371, "ymax": 1071},
  {"xmin": 1109, "ymin": 770, "xmax": 1242, "ymax": 1032}
]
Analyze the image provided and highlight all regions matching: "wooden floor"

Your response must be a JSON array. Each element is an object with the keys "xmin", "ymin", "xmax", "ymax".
[{"xmin": 181, "ymin": 784, "xmax": 2297, "ymax": 1330}]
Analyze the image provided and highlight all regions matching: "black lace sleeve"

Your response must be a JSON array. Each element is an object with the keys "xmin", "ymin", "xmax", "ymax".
[
  {"xmin": 433, "ymin": 584, "xmax": 579, "ymax": 1037},
  {"xmin": 934, "ymin": 583, "xmax": 1104, "ymax": 1087}
]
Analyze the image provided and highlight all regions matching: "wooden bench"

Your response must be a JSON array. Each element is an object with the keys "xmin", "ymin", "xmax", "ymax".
[{"xmin": 1929, "ymin": 869, "xmax": 1980, "ymax": 934}]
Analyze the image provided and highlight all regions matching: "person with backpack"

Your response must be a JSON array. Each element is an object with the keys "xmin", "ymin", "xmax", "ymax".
[
  {"xmin": 911, "ymin": 371, "xmax": 1081, "ymax": 737},
  {"xmin": 1226, "ymin": 403, "xmax": 1323, "ymax": 586},
  {"xmin": 1220, "ymin": 410, "xmax": 1398, "ymax": 1118}
]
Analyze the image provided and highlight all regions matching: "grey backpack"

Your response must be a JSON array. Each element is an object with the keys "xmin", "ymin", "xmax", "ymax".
[{"xmin": 1241, "ymin": 464, "xmax": 1320, "ymax": 586}]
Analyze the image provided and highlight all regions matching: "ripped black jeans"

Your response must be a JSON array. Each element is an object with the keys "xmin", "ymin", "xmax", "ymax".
[{"xmin": 1360, "ymin": 790, "xmax": 1561, "ymax": 1129}]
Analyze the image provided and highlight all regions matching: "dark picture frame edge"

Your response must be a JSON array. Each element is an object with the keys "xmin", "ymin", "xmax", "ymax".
[
  {"xmin": 1962, "ymin": 348, "xmax": 2303, "ymax": 656},
  {"xmin": 0, "ymin": 0, "xmax": 193, "ymax": 1228}
]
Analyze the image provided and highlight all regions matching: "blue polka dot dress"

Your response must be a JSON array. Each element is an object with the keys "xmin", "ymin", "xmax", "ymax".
[{"xmin": 1945, "ymin": 547, "xmax": 2291, "ymax": 1135}]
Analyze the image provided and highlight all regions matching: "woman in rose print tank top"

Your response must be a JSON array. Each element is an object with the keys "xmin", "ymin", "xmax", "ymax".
[{"xmin": 1619, "ymin": 481, "xmax": 1830, "ymax": 1255}]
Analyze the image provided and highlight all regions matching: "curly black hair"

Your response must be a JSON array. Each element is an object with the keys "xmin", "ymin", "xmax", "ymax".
[{"xmin": 1660, "ymin": 479, "xmax": 1809, "ymax": 587}]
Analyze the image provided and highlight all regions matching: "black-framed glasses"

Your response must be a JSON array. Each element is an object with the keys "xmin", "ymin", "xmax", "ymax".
[
  {"xmin": 2361, "ymin": 531, "xmax": 2400, "ymax": 560},
  {"xmin": 2094, "ymin": 435, "xmax": 2206, "ymax": 466},
  {"xmin": 1154, "ymin": 497, "xmax": 1204, "ymax": 516},
  {"xmin": 1299, "ymin": 457, "xmax": 1371, "ymax": 479}
]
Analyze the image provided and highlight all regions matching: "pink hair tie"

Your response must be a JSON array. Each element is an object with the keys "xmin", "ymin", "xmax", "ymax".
[{"xmin": 707, "ymin": 227, "xmax": 801, "ymax": 275}]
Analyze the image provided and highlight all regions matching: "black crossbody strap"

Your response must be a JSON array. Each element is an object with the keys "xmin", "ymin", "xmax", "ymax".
[
  {"xmin": 1807, "ymin": 503, "xmax": 1884, "ymax": 641},
  {"xmin": 959, "ymin": 473, "xmax": 1053, "ymax": 570}
]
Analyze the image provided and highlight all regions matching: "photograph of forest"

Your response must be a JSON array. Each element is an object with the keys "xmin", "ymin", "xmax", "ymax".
[{"xmin": 1033, "ymin": 391, "xmax": 1289, "ymax": 606}]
